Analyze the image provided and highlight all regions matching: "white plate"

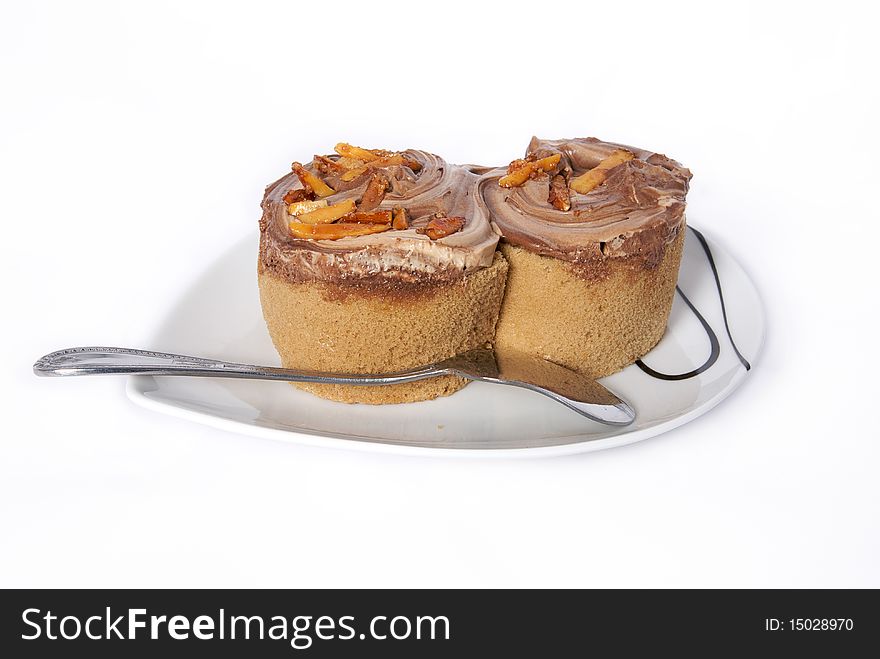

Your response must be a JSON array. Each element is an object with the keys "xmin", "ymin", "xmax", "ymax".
[{"xmin": 128, "ymin": 225, "xmax": 764, "ymax": 457}]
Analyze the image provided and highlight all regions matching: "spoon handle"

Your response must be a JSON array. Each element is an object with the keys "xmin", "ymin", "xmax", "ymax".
[
  {"xmin": 34, "ymin": 346, "xmax": 636, "ymax": 426},
  {"xmin": 33, "ymin": 347, "xmax": 441, "ymax": 386}
]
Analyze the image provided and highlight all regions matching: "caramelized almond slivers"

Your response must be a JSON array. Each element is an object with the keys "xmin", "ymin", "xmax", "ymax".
[
  {"xmin": 313, "ymin": 154, "xmax": 345, "ymax": 174},
  {"xmin": 392, "ymin": 207, "xmax": 408, "ymax": 230},
  {"xmin": 418, "ymin": 215, "xmax": 466, "ymax": 240},
  {"xmin": 370, "ymin": 153, "xmax": 422, "ymax": 171},
  {"xmin": 337, "ymin": 152, "xmax": 422, "ymax": 182},
  {"xmin": 289, "ymin": 221, "xmax": 391, "ymax": 240},
  {"xmin": 296, "ymin": 198, "xmax": 356, "ymax": 224},
  {"xmin": 335, "ymin": 156, "xmax": 366, "ymax": 170},
  {"xmin": 341, "ymin": 165, "xmax": 370, "ymax": 182},
  {"xmin": 283, "ymin": 188, "xmax": 315, "ymax": 204},
  {"xmin": 347, "ymin": 210, "xmax": 393, "ymax": 224},
  {"xmin": 506, "ymin": 158, "xmax": 530, "ymax": 175},
  {"xmin": 548, "ymin": 174, "xmax": 571, "ymax": 211},
  {"xmin": 314, "ymin": 222, "xmax": 391, "ymax": 239},
  {"xmin": 569, "ymin": 149, "xmax": 634, "ymax": 194},
  {"xmin": 334, "ymin": 142, "xmax": 380, "ymax": 162},
  {"xmin": 358, "ymin": 172, "xmax": 389, "ymax": 211},
  {"xmin": 340, "ymin": 153, "xmax": 421, "ymax": 181},
  {"xmin": 288, "ymin": 199, "xmax": 328, "ymax": 216},
  {"xmin": 534, "ymin": 154, "xmax": 562, "ymax": 172},
  {"xmin": 498, "ymin": 153, "xmax": 561, "ymax": 188},
  {"xmin": 499, "ymin": 165, "xmax": 533, "ymax": 188},
  {"xmin": 292, "ymin": 162, "xmax": 336, "ymax": 198}
]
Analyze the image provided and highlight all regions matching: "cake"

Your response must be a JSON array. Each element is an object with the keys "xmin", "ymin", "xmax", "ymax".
[
  {"xmin": 259, "ymin": 137, "xmax": 692, "ymax": 404},
  {"xmin": 477, "ymin": 137, "xmax": 692, "ymax": 378},
  {"xmin": 258, "ymin": 143, "xmax": 507, "ymax": 404}
]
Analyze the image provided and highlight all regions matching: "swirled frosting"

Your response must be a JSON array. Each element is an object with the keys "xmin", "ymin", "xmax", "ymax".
[
  {"xmin": 477, "ymin": 137, "xmax": 692, "ymax": 268},
  {"xmin": 259, "ymin": 150, "xmax": 500, "ymax": 287}
]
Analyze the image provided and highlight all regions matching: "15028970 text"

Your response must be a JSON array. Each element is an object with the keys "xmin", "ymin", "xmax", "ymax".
[{"xmin": 764, "ymin": 618, "xmax": 854, "ymax": 631}]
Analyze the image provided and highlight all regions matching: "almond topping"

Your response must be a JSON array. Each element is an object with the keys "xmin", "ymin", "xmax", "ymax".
[
  {"xmin": 334, "ymin": 142, "xmax": 384, "ymax": 162},
  {"xmin": 296, "ymin": 198, "xmax": 356, "ymax": 224},
  {"xmin": 569, "ymin": 149, "xmax": 634, "ymax": 194},
  {"xmin": 339, "ymin": 152, "xmax": 422, "ymax": 182},
  {"xmin": 506, "ymin": 158, "xmax": 529, "ymax": 174},
  {"xmin": 392, "ymin": 207, "xmax": 408, "ymax": 230},
  {"xmin": 548, "ymin": 174, "xmax": 571, "ymax": 211},
  {"xmin": 283, "ymin": 188, "xmax": 315, "ymax": 204},
  {"xmin": 418, "ymin": 214, "xmax": 466, "ymax": 240},
  {"xmin": 288, "ymin": 199, "xmax": 328, "ymax": 216},
  {"xmin": 358, "ymin": 172, "xmax": 390, "ymax": 211},
  {"xmin": 335, "ymin": 156, "xmax": 367, "ymax": 170},
  {"xmin": 289, "ymin": 221, "xmax": 391, "ymax": 240},
  {"xmin": 498, "ymin": 153, "xmax": 561, "ymax": 188},
  {"xmin": 346, "ymin": 210, "xmax": 393, "ymax": 224},
  {"xmin": 498, "ymin": 166, "xmax": 533, "ymax": 188},
  {"xmin": 340, "ymin": 165, "xmax": 370, "ymax": 182},
  {"xmin": 313, "ymin": 154, "xmax": 346, "ymax": 175},
  {"xmin": 292, "ymin": 162, "xmax": 336, "ymax": 198},
  {"xmin": 371, "ymin": 153, "xmax": 422, "ymax": 171}
]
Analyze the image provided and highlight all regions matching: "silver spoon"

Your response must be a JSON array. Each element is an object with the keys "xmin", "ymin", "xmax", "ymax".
[{"xmin": 33, "ymin": 346, "xmax": 635, "ymax": 426}]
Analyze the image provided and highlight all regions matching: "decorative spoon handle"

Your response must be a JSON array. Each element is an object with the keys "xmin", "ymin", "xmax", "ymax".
[
  {"xmin": 33, "ymin": 346, "xmax": 439, "ymax": 385},
  {"xmin": 34, "ymin": 346, "xmax": 635, "ymax": 426}
]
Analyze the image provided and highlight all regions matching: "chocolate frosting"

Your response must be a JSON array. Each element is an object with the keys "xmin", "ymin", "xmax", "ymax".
[
  {"xmin": 477, "ymin": 137, "xmax": 692, "ymax": 268},
  {"xmin": 259, "ymin": 150, "xmax": 500, "ymax": 286}
]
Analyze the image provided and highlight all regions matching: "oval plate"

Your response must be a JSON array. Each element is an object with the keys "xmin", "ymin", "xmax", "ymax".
[{"xmin": 128, "ymin": 225, "xmax": 764, "ymax": 457}]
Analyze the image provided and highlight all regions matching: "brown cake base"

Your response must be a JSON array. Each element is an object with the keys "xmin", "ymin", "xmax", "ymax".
[
  {"xmin": 494, "ymin": 229, "xmax": 685, "ymax": 378},
  {"xmin": 258, "ymin": 253, "xmax": 508, "ymax": 404}
]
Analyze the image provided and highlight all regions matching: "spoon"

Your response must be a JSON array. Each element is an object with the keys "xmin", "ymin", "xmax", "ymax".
[{"xmin": 33, "ymin": 346, "xmax": 636, "ymax": 426}]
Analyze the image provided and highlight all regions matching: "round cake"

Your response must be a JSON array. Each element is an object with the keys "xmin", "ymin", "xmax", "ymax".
[
  {"xmin": 258, "ymin": 143, "xmax": 507, "ymax": 404},
  {"xmin": 477, "ymin": 137, "xmax": 692, "ymax": 378}
]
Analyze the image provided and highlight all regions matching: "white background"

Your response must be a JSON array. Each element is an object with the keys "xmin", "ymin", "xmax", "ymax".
[{"xmin": 2, "ymin": 0, "xmax": 878, "ymax": 587}]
